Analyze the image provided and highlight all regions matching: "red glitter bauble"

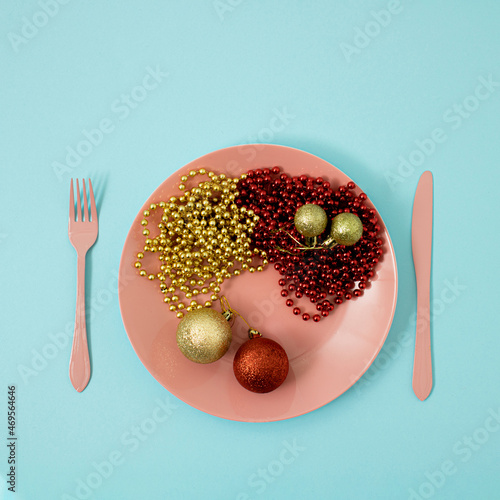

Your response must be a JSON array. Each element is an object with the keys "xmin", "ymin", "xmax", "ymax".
[{"xmin": 233, "ymin": 337, "xmax": 289, "ymax": 393}]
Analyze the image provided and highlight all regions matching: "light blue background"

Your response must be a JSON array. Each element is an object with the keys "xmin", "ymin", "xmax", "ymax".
[{"xmin": 1, "ymin": 1, "xmax": 499, "ymax": 499}]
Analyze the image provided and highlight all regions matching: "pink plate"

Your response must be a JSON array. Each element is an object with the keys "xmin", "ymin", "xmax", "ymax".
[{"xmin": 118, "ymin": 144, "xmax": 398, "ymax": 422}]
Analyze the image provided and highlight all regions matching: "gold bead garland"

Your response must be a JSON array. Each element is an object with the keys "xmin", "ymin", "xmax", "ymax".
[{"xmin": 135, "ymin": 169, "xmax": 268, "ymax": 318}]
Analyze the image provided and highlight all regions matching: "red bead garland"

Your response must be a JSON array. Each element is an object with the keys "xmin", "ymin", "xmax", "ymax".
[{"xmin": 235, "ymin": 167, "xmax": 383, "ymax": 321}]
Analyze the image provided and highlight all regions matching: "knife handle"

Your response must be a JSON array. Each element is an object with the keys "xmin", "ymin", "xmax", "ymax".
[
  {"xmin": 412, "ymin": 285, "xmax": 432, "ymax": 400},
  {"xmin": 411, "ymin": 170, "xmax": 433, "ymax": 400}
]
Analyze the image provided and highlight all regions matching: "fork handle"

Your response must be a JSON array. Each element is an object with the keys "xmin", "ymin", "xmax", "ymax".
[{"xmin": 69, "ymin": 252, "xmax": 91, "ymax": 392}]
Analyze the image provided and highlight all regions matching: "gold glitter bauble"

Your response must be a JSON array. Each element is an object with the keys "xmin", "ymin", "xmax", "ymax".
[
  {"xmin": 294, "ymin": 204, "xmax": 328, "ymax": 237},
  {"xmin": 330, "ymin": 213, "xmax": 363, "ymax": 246},
  {"xmin": 176, "ymin": 308, "xmax": 232, "ymax": 364}
]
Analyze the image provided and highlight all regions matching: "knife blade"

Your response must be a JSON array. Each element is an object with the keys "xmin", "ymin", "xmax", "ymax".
[{"xmin": 411, "ymin": 170, "xmax": 433, "ymax": 400}]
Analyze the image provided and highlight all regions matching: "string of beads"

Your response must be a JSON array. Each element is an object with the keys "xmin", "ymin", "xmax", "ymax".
[
  {"xmin": 135, "ymin": 168, "xmax": 268, "ymax": 318},
  {"xmin": 234, "ymin": 166, "xmax": 383, "ymax": 322}
]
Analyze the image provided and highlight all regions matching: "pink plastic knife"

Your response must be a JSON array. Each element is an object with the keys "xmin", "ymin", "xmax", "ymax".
[{"xmin": 411, "ymin": 171, "xmax": 433, "ymax": 400}]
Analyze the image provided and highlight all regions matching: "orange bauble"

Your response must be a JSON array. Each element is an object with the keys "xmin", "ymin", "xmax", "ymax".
[{"xmin": 233, "ymin": 337, "xmax": 289, "ymax": 393}]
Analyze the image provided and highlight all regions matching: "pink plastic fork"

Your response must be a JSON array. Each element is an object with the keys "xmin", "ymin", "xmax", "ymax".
[{"xmin": 68, "ymin": 179, "xmax": 98, "ymax": 392}]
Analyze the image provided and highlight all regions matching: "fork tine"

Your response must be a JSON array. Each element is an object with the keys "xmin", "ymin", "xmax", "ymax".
[
  {"xmin": 76, "ymin": 179, "xmax": 82, "ymax": 222},
  {"xmin": 82, "ymin": 179, "xmax": 89, "ymax": 222},
  {"xmin": 70, "ymin": 179, "xmax": 75, "ymax": 221},
  {"xmin": 88, "ymin": 179, "xmax": 97, "ymax": 222}
]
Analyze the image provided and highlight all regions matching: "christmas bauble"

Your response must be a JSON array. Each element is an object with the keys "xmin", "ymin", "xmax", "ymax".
[
  {"xmin": 233, "ymin": 337, "xmax": 289, "ymax": 393},
  {"xmin": 330, "ymin": 213, "xmax": 363, "ymax": 246},
  {"xmin": 176, "ymin": 308, "xmax": 232, "ymax": 364},
  {"xmin": 294, "ymin": 204, "xmax": 328, "ymax": 238}
]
